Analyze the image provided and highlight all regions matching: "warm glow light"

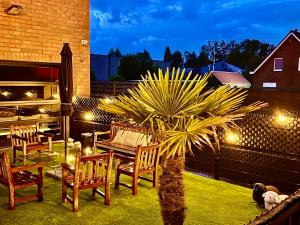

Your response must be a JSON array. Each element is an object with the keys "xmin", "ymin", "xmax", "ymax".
[
  {"xmin": 52, "ymin": 94, "xmax": 59, "ymax": 99},
  {"xmin": 225, "ymin": 132, "xmax": 239, "ymax": 144},
  {"xmin": 39, "ymin": 108, "xmax": 46, "ymax": 113},
  {"xmin": 274, "ymin": 111, "xmax": 291, "ymax": 125},
  {"xmin": 103, "ymin": 97, "xmax": 113, "ymax": 104},
  {"xmin": 83, "ymin": 147, "xmax": 93, "ymax": 155},
  {"xmin": 67, "ymin": 155, "xmax": 76, "ymax": 169},
  {"xmin": 1, "ymin": 91, "xmax": 11, "ymax": 97},
  {"xmin": 83, "ymin": 112, "xmax": 93, "ymax": 121},
  {"xmin": 25, "ymin": 91, "xmax": 34, "ymax": 97},
  {"xmin": 72, "ymin": 96, "xmax": 77, "ymax": 102}
]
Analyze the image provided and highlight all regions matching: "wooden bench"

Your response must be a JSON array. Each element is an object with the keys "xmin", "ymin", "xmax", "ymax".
[{"xmin": 93, "ymin": 121, "xmax": 152, "ymax": 155}]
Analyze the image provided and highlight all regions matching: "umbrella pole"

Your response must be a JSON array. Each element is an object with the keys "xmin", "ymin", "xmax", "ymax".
[{"xmin": 64, "ymin": 115, "xmax": 67, "ymax": 162}]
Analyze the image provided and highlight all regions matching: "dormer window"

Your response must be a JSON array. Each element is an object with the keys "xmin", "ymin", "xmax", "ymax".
[{"xmin": 274, "ymin": 58, "xmax": 283, "ymax": 71}]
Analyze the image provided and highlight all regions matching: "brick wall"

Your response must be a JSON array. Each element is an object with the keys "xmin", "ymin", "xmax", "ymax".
[
  {"xmin": 252, "ymin": 34, "xmax": 300, "ymax": 89},
  {"xmin": 0, "ymin": 0, "xmax": 90, "ymax": 96}
]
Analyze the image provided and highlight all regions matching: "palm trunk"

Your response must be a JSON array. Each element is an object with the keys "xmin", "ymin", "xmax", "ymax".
[{"xmin": 159, "ymin": 155, "xmax": 185, "ymax": 225}]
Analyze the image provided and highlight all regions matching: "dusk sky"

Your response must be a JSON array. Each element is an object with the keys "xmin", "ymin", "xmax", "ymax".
[{"xmin": 90, "ymin": 0, "xmax": 300, "ymax": 60}]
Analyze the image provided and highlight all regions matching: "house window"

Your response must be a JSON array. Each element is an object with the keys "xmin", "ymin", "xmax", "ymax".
[
  {"xmin": 263, "ymin": 82, "xmax": 277, "ymax": 88},
  {"xmin": 274, "ymin": 58, "xmax": 283, "ymax": 71},
  {"xmin": 298, "ymin": 58, "xmax": 300, "ymax": 71}
]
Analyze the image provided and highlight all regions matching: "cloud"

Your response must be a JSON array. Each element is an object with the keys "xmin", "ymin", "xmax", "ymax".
[
  {"xmin": 91, "ymin": 9, "xmax": 112, "ymax": 27},
  {"xmin": 133, "ymin": 36, "xmax": 164, "ymax": 45},
  {"xmin": 90, "ymin": 0, "xmax": 300, "ymax": 59},
  {"xmin": 166, "ymin": 3, "xmax": 183, "ymax": 12}
]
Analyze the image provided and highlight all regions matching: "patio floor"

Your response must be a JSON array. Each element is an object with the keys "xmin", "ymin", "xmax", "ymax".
[{"xmin": 0, "ymin": 143, "xmax": 263, "ymax": 225}]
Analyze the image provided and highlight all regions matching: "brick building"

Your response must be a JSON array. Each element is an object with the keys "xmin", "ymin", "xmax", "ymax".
[
  {"xmin": 251, "ymin": 29, "xmax": 300, "ymax": 89},
  {"xmin": 0, "ymin": 0, "xmax": 90, "ymax": 96}
]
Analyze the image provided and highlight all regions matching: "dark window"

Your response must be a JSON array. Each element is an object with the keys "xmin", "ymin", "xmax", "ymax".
[{"xmin": 274, "ymin": 58, "xmax": 283, "ymax": 71}]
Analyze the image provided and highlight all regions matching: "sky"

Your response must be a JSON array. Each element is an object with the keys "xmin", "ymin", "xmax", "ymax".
[{"xmin": 90, "ymin": 0, "xmax": 300, "ymax": 60}]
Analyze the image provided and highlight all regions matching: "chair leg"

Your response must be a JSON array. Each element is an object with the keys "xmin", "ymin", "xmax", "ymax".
[
  {"xmin": 8, "ymin": 188, "xmax": 15, "ymax": 210},
  {"xmin": 105, "ymin": 182, "xmax": 110, "ymax": 206},
  {"xmin": 153, "ymin": 170, "xmax": 157, "ymax": 188},
  {"xmin": 115, "ymin": 170, "xmax": 120, "ymax": 190},
  {"xmin": 73, "ymin": 189, "xmax": 79, "ymax": 212},
  {"xmin": 38, "ymin": 183, "xmax": 43, "ymax": 202},
  {"xmin": 92, "ymin": 188, "xmax": 96, "ymax": 197},
  {"xmin": 132, "ymin": 175, "xmax": 138, "ymax": 195},
  {"xmin": 62, "ymin": 183, "xmax": 67, "ymax": 203}
]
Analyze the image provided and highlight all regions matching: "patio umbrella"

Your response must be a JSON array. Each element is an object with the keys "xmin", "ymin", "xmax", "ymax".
[{"xmin": 59, "ymin": 43, "xmax": 74, "ymax": 160}]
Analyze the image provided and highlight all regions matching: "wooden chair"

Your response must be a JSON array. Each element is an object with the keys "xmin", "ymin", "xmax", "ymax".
[
  {"xmin": 61, "ymin": 151, "xmax": 113, "ymax": 212},
  {"xmin": 115, "ymin": 144, "xmax": 160, "ymax": 195},
  {"xmin": 0, "ymin": 151, "xmax": 44, "ymax": 210},
  {"xmin": 10, "ymin": 122, "xmax": 54, "ymax": 161}
]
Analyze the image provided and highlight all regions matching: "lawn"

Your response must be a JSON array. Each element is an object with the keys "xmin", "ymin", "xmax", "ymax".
[{"xmin": 0, "ymin": 143, "xmax": 263, "ymax": 225}]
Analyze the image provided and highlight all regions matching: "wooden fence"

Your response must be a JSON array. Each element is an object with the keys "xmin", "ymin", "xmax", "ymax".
[
  {"xmin": 71, "ymin": 88, "xmax": 300, "ymax": 193},
  {"xmin": 91, "ymin": 81, "xmax": 138, "ymax": 98}
]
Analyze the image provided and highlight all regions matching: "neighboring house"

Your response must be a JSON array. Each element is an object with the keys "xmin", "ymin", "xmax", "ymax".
[
  {"xmin": 209, "ymin": 71, "xmax": 251, "ymax": 88},
  {"xmin": 184, "ymin": 61, "xmax": 248, "ymax": 88},
  {"xmin": 198, "ymin": 61, "xmax": 243, "ymax": 75},
  {"xmin": 152, "ymin": 60, "xmax": 171, "ymax": 72},
  {"xmin": 90, "ymin": 54, "xmax": 171, "ymax": 81},
  {"xmin": 90, "ymin": 54, "xmax": 120, "ymax": 81},
  {"xmin": 251, "ymin": 29, "xmax": 300, "ymax": 89}
]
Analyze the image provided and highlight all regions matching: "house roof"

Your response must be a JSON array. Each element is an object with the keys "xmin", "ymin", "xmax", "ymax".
[
  {"xmin": 251, "ymin": 29, "xmax": 300, "ymax": 74},
  {"xmin": 211, "ymin": 71, "xmax": 251, "ymax": 87},
  {"xmin": 199, "ymin": 61, "xmax": 243, "ymax": 74}
]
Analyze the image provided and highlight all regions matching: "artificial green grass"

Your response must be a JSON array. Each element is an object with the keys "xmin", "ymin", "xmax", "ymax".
[{"xmin": 0, "ymin": 143, "xmax": 263, "ymax": 225}]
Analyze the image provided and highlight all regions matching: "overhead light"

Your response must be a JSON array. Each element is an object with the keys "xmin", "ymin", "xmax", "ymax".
[{"xmin": 5, "ymin": 4, "xmax": 23, "ymax": 15}]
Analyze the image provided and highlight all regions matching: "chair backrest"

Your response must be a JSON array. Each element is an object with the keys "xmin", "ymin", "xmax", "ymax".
[
  {"xmin": 0, "ymin": 152, "xmax": 13, "ymax": 187},
  {"xmin": 10, "ymin": 123, "xmax": 40, "ymax": 146},
  {"xmin": 135, "ymin": 144, "xmax": 160, "ymax": 172},
  {"xmin": 74, "ymin": 151, "xmax": 113, "ymax": 186},
  {"xmin": 110, "ymin": 121, "xmax": 150, "ymax": 140}
]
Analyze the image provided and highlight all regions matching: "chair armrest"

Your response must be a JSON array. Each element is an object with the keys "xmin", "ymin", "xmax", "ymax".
[
  {"xmin": 11, "ymin": 162, "xmax": 45, "ymax": 173},
  {"xmin": 114, "ymin": 153, "xmax": 135, "ymax": 162},
  {"xmin": 11, "ymin": 134, "xmax": 28, "ymax": 141},
  {"xmin": 61, "ymin": 163, "xmax": 75, "ymax": 174},
  {"xmin": 38, "ymin": 131, "xmax": 54, "ymax": 138},
  {"xmin": 94, "ymin": 131, "xmax": 111, "ymax": 136}
]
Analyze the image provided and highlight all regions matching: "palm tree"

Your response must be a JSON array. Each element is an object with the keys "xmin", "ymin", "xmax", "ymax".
[{"xmin": 99, "ymin": 68, "xmax": 266, "ymax": 225}]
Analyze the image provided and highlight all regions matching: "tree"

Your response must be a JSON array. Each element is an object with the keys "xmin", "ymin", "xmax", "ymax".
[
  {"xmin": 184, "ymin": 51, "xmax": 198, "ymax": 68},
  {"xmin": 171, "ymin": 51, "xmax": 183, "ymax": 68},
  {"xmin": 164, "ymin": 46, "xmax": 172, "ymax": 62},
  {"xmin": 198, "ymin": 51, "xmax": 211, "ymax": 67},
  {"xmin": 108, "ymin": 48, "xmax": 122, "ymax": 57},
  {"xmin": 118, "ymin": 54, "xmax": 141, "ymax": 80},
  {"xmin": 99, "ymin": 68, "xmax": 266, "ymax": 225},
  {"xmin": 118, "ymin": 50, "xmax": 154, "ymax": 80}
]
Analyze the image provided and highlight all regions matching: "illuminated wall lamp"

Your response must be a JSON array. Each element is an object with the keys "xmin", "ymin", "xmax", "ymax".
[
  {"xmin": 25, "ymin": 91, "xmax": 34, "ymax": 98},
  {"xmin": 83, "ymin": 112, "xmax": 93, "ymax": 121},
  {"xmin": 274, "ymin": 111, "xmax": 291, "ymax": 126},
  {"xmin": 5, "ymin": 4, "xmax": 23, "ymax": 15},
  {"xmin": 225, "ymin": 132, "xmax": 239, "ymax": 145}
]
